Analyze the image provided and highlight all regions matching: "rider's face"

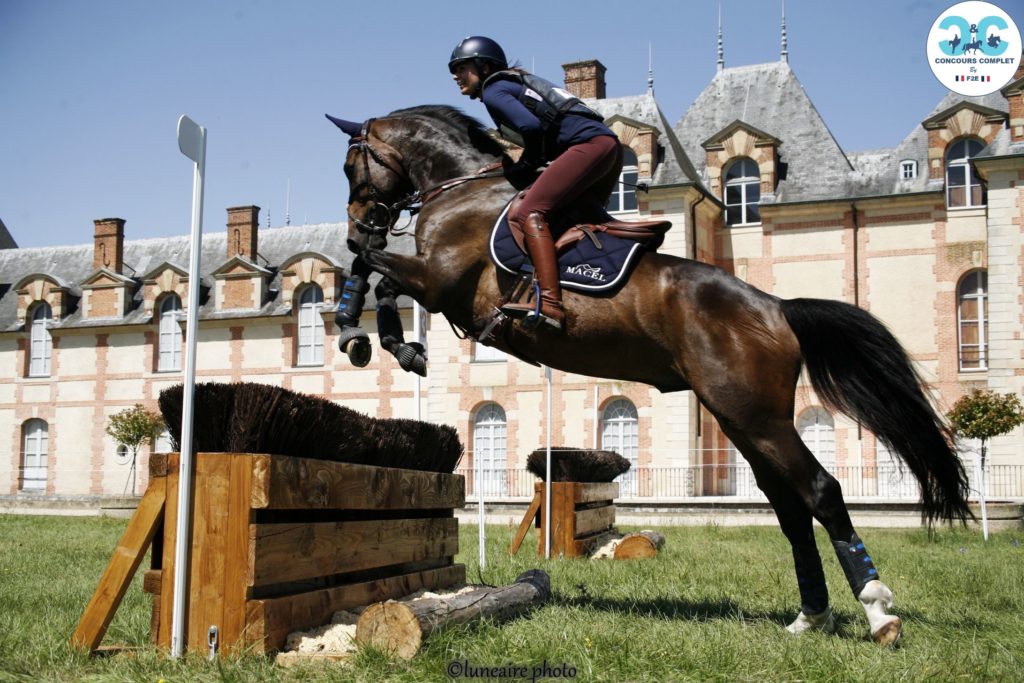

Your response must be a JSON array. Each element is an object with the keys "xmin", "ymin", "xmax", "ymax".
[{"xmin": 452, "ymin": 62, "xmax": 482, "ymax": 98}]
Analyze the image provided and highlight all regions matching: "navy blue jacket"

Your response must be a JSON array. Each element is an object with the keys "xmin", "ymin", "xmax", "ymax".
[{"xmin": 481, "ymin": 78, "xmax": 615, "ymax": 165}]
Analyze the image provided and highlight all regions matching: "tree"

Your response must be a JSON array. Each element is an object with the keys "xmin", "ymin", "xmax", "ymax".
[
  {"xmin": 947, "ymin": 389, "xmax": 1024, "ymax": 540},
  {"xmin": 106, "ymin": 404, "xmax": 165, "ymax": 495},
  {"xmin": 947, "ymin": 389, "xmax": 1024, "ymax": 466}
]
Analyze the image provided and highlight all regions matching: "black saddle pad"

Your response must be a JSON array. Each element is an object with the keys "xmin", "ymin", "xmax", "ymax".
[{"xmin": 488, "ymin": 200, "xmax": 647, "ymax": 293}]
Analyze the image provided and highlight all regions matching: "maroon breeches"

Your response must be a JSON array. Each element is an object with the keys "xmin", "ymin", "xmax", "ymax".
[{"xmin": 512, "ymin": 134, "xmax": 623, "ymax": 229}]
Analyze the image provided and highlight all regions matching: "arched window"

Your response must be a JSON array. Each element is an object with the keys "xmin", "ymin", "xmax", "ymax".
[
  {"xmin": 606, "ymin": 147, "xmax": 639, "ymax": 213},
  {"xmin": 797, "ymin": 407, "xmax": 835, "ymax": 470},
  {"xmin": 601, "ymin": 398, "xmax": 639, "ymax": 494},
  {"xmin": 28, "ymin": 302, "xmax": 53, "ymax": 377},
  {"xmin": 296, "ymin": 285, "xmax": 325, "ymax": 366},
  {"xmin": 472, "ymin": 403, "xmax": 507, "ymax": 495},
  {"xmin": 958, "ymin": 270, "xmax": 988, "ymax": 371},
  {"xmin": 724, "ymin": 157, "xmax": 761, "ymax": 226},
  {"xmin": 21, "ymin": 419, "xmax": 48, "ymax": 490},
  {"xmin": 157, "ymin": 295, "xmax": 183, "ymax": 372},
  {"xmin": 946, "ymin": 139, "xmax": 986, "ymax": 208}
]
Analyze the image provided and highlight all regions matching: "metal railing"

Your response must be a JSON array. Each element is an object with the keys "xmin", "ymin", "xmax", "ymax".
[{"xmin": 454, "ymin": 463, "xmax": 1024, "ymax": 501}]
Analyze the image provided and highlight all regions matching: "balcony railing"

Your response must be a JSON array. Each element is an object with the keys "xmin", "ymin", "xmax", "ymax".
[{"xmin": 454, "ymin": 463, "xmax": 1024, "ymax": 502}]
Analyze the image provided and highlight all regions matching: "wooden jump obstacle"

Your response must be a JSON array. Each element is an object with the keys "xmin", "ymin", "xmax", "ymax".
[
  {"xmin": 509, "ymin": 481, "xmax": 618, "ymax": 558},
  {"xmin": 72, "ymin": 452, "xmax": 465, "ymax": 656}
]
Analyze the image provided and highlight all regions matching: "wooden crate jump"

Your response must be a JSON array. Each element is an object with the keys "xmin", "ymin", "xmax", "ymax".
[
  {"xmin": 509, "ymin": 481, "xmax": 618, "ymax": 558},
  {"xmin": 72, "ymin": 452, "xmax": 465, "ymax": 656}
]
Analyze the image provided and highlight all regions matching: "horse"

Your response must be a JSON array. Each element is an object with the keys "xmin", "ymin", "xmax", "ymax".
[
  {"xmin": 327, "ymin": 105, "xmax": 971, "ymax": 645},
  {"xmin": 962, "ymin": 39, "xmax": 983, "ymax": 55}
]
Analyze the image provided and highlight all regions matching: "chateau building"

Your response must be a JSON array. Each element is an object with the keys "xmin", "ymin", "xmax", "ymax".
[{"xmin": 3, "ymin": 45, "xmax": 1023, "ymax": 505}]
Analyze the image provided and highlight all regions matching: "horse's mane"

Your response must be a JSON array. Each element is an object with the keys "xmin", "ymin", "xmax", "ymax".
[{"xmin": 387, "ymin": 105, "xmax": 508, "ymax": 157}]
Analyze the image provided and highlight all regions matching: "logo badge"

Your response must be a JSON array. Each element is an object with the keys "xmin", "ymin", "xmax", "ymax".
[{"xmin": 927, "ymin": 1, "xmax": 1021, "ymax": 96}]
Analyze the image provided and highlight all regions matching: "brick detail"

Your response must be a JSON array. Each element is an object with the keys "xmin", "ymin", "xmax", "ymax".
[
  {"xmin": 222, "ymin": 278, "xmax": 256, "ymax": 310},
  {"xmin": 226, "ymin": 205, "xmax": 260, "ymax": 259},
  {"xmin": 93, "ymin": 218, "xmax": 125, "ymax": 272},
  {"xmin": 562, "ymin": 60, "xmax": 606, "ymax": 99},
  {"xmin": 705, "ymin": 127, "xmax": 778, "ymax": 198}
]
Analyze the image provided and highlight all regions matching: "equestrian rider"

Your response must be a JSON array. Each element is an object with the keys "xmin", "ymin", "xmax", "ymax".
[{"xmin": 449, "ymin": 36, "xmax": 622, "ymax": 331}]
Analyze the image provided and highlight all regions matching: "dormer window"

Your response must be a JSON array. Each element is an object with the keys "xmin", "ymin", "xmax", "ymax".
[
  {"xmin": 28, "ymin": 303, "xmax": 53, "ymax": 377},
  {"xmin": 724, "ymin": 158, "xmax": 761, "ymax": 226},
  {"xmin": 946, "ymin": 139, "xmax": 986, "ymax": 208},
  {"xmin": 900, "ymin": 160, "xmax": 917, "ymax": 180}
]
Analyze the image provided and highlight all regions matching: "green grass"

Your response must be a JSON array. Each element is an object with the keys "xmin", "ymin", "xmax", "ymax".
[{"xmin": 1, "ymin": 515, "xmax": 1022, "ymax": 682}]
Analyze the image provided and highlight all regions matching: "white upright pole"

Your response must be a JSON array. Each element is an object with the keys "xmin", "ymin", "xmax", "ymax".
[
  {"xmin": 544, "ymin": 366, "xmax": 553, "ymax": 559},
  {"xmin": 478, "ymin": 448, "xmax": 485, "ymax": 569},
  {"xmin": 976, "ymin": 446, "xmax": 990, "ymax": 541},
  {"xmin": 412, "ymin": 301, "xmax": 422, "ymax": 421},
  {"xmin": 171, "ymin": 115, "xmax": 207, "ymax": 658}
]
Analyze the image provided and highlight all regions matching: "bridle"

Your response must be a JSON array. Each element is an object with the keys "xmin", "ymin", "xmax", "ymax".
[{"xmin": 347, "ymin": 118, "xmax": 504, "ymax": 238}]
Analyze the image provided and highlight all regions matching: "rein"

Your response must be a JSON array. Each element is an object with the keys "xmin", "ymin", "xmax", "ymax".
[{"xmin": 349, "ymin": 119, "xmax": 504, "ymax": 238}]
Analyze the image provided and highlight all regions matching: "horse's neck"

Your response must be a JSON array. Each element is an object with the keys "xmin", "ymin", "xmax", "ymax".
[{"xmin": 386, "ymin": 121, "xmax": 499, "ymax": 190}]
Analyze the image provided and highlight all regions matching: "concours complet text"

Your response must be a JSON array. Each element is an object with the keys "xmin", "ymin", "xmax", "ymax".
[{"xmin": 447, "ymin": 659, "xmax": 578, "ymax": 681}]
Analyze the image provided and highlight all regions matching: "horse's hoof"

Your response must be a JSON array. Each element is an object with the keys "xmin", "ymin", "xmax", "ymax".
[
  {"xmin": 871, "ymin": 616, "xmax": 902, "ymax": 647},
  {"xmin": 786, "ymin": 607, "xmax": 835, "ymax": 635},
  {"xmin": 337, "ymin": 327, "xmax": 372, "ymax": 367},
  {"xmin": 393, "ymin": 343, "xmax": 427, "ymax": 377}
]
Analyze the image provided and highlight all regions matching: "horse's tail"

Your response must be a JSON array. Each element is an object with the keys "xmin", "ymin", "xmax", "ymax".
[{"xmin": 780, "ymin": 297, "xmax": 972, "ymax": 524}]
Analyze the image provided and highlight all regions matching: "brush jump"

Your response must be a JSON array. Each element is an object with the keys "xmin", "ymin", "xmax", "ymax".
[{"xmin": 326, "ymin": 105, "xmax": 973, "ymax": 644}]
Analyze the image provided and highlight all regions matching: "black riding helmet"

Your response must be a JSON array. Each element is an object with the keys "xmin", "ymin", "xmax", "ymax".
[{"xmin": 448, "ymin": 36, "xmax": 508, "ymax": 73}]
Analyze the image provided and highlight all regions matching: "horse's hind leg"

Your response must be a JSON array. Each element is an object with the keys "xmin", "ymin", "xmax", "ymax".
[
  {"xmin": 750, "ymin": 465, "xmax": 834, "ymax": 634},
  {"xmin": 732, "ymin": 423, "xmax": 902, "ymax": 644}
]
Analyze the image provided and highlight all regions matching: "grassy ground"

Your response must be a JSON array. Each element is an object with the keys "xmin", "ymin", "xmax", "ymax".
[{"xmin": 0, "ymin": 514, "xmax": 1021, "ymax": 682}]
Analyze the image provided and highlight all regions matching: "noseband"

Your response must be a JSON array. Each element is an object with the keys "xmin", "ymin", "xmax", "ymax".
[{"xmin": 348, "ymin": 118, "xmax": 504, "ymax": 238}]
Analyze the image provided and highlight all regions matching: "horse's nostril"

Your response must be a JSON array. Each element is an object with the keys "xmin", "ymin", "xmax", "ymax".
[{"xmin": 347, "ymin": 239, "xmax": 362, "ymax": 254}]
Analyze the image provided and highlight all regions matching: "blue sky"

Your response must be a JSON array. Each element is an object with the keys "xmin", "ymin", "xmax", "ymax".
[{"xmin": 2, "ymin": 0, "xmax": 1020, "ymax": 248}]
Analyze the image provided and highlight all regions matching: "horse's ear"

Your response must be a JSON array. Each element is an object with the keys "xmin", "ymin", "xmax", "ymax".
[{"xmin": 325, "ymin": 114, "xmax": 363, "ymax": 137}]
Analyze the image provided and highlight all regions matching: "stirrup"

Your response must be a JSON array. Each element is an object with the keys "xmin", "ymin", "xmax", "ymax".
[{"xmin": 499, "ymin": 300, "xmax": 563, "ymax": 331}]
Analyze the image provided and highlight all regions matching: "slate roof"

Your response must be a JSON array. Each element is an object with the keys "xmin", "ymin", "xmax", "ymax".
[
  {"xmin": 0, "ymin": 222, "xmax": 416, "ymax": 331},
  {"xmin": 583, "ymin": 92, "xmax": 702, "ymax": 187},
  {"xmin": 976, "ymin": 127, "xmax": 1024, "ymax": 160},
  {"xmin": 673, "ymin": 60, "xmax": 1014, "ymax": 204},
  {"xmin": 675, "ymin": 61, "xmax": 853, "ymax": 203}
]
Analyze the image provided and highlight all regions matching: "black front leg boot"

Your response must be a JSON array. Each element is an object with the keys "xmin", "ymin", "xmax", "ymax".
[
  {"xmin": 376, "ymin": 282, "xmax": 427, "ymax": 377},
  {"xmin": 335, "ymin": 274, "xmax": 370, "ymax": 329},
  {"xmin": 335, "ymin": 272, "xmax": 372, "ymax": 367}
]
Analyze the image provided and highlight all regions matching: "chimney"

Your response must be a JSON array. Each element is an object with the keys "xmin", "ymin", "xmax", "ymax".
[
  {"xmin": 226, "ymin": 205, "xmax": 260, "ymax": 260},
  {"xmin": 562, "ymin": 59, "xmax": 606, "ymax": 99},
  {"xmin": 93, "ymin": 218, "xmax": 125, "ymax": 273}
]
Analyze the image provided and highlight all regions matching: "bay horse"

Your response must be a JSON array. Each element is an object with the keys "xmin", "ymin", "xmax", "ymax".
[{"xmin": 328, "ymin": 105, "xmax": 971, "ymax": 644}]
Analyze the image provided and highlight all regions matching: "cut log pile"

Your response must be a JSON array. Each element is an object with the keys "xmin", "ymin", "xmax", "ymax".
[
  {"xmin": 278, "ymin": 570, "xmax": 551, "ymax": 663},
  {"xmin": 590, "ymin": 530, "xmax": 667, "ymax": 560}
]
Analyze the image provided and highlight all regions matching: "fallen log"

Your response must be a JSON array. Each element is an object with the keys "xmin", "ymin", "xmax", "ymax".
[
  {"xmin": 356, "ymin": 569, "xmax": 551, "ymax": 659},
  {"xmin": 613, "ymin": 531, "xmax": 666, "ymax": 559}
]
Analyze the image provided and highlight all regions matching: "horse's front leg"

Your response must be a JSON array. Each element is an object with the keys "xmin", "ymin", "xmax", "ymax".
[
  {"xmin": 374, "ymin": 276, "xmax": 427, "ymax": 377},
  {"xmin": 360, "ymin": 248, "xmax": 430, "ymax": 301}
]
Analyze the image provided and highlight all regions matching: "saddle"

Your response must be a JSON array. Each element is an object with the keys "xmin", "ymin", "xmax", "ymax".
[
  {"xmin": 506, "ymin": 192, "xmax": 672, "ymax": 256},
  {"xmin": 481, "ymin": 193, "xmax": 672, "ymax": 341}
]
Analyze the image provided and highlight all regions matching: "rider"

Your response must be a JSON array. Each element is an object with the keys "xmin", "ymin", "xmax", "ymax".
[{"xmin": 449, "ymin": 36, "xmax": 622, "ymax": 331}]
